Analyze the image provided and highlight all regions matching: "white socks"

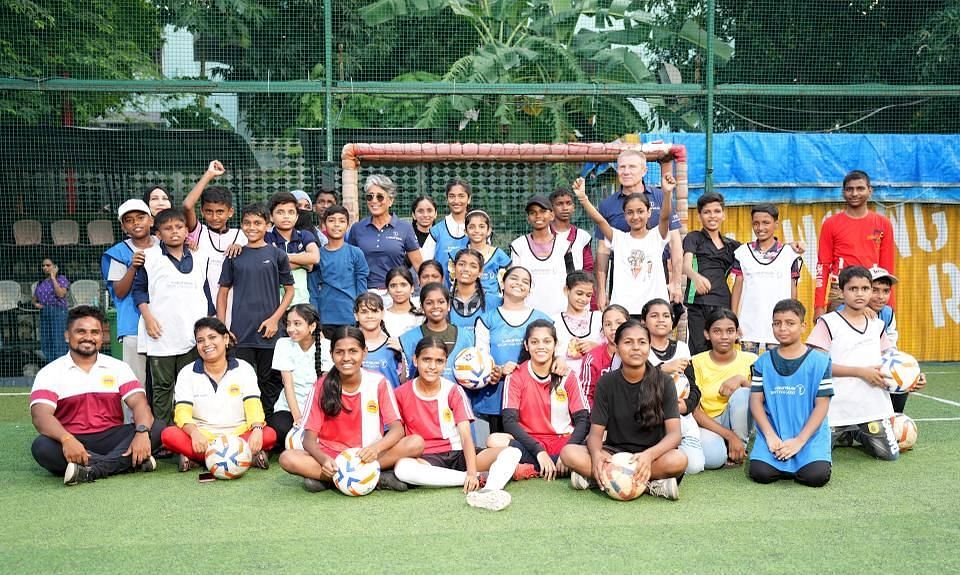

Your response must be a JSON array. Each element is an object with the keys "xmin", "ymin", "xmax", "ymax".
[
  {"xmin": 394, "ymin": 458, "xmax": 466, "ymax": 487},
  {"xmin": 392, "ymin": 446, "xmax": 523, "ymax": 490},
  {"xmin": 485, "ymin": 447, "xmax": 521, "ymax": 491}
]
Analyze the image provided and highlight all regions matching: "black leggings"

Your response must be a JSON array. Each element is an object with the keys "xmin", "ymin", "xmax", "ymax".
[
  {"xmin": 266, "ymin": 410, "xmax": 295, "ymax": 453},
  {"xmin": 748, "ymin": 459, "xmax": 831, "ymax": 487}
]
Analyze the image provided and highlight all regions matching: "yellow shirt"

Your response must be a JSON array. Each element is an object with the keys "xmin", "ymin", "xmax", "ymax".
[{"xmin": 693, "ymin": 350, "xmax": 758, "ymax": 418}]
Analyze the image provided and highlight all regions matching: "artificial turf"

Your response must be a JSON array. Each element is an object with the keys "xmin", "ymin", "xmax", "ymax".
[{"xmin": 1, "ymin": 366, "xmax": 958, "ymax": 574}]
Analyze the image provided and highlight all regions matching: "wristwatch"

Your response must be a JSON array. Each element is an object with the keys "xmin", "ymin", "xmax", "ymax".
[{"xmin": 135, "ymin": 424, "xmax": 149, "ymax": 434}]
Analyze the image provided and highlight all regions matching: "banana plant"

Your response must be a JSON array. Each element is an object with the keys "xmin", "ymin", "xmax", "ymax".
[{"xmin": 360, "ymin": 0, "xmax": 731, "ymax": 141}]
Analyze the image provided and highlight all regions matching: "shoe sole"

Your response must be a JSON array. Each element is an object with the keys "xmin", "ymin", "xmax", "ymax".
[
  {"xmin": 467, "ymin": 490, "xmax": 512, "ymax": 511},
  {"xmin": 648, "ymin": 478, "xmax": 680, "ymax": 500}
]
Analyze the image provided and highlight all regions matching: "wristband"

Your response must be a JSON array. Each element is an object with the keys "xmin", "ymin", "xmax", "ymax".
[{"xmin": 251, "ymin": 424, "xmax": 265, "ymax": 431}]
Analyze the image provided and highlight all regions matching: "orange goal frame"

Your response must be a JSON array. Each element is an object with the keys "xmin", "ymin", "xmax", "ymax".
[{"xmin": 340, "ymin": 142, "xmax": 689, "ymax": 229}]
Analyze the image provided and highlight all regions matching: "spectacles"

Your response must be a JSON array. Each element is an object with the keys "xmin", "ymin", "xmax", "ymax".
[{"xmin": 365, "ymin": 193, "xmax": 387, "ymax": 202}]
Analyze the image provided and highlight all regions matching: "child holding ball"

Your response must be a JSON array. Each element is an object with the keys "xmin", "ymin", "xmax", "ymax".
[
  {"xmin": 748, "ymin": 299, "xmax": 833, "ymax": 487},
  {"xmin": 560, "ymin": 320, "xmax": 687, "ymax": 500},
  {"xmin": 278, "ymin": 327, "xmax": 423, "ymax": 492},
  {"xmin": 393, "ymin": 337, "xmax": 523, "ymax": 511}
]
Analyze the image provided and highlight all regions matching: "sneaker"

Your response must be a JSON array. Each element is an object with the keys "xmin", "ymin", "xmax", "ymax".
[
  {"xmin": 303, "ymin": 477, "xmax": 329, "ymax": 493},
  {"xmin": 178, "ymin": 454, "xmax": 198, "ymax": 473},
  {"xmin": 570, "ymin": 471, "xmax": 597, "ymax": 490},
  {"xmin": 140, "ymin": 456, "xmax": 157, "ymax": 473},
  {"xmin": 646, "ymin": 477, "xmax": 680, "ymax": 501},
  {"xmin": 63, "ymin": 462, "xmax": 95, "ymax": 486},
  {"xmin": 377, "ymin": 469, "xmax": 409, "ymax": 492},
  {"xmin": 253, "ymin": 451, "xmax": 270, "ymax": 470},
  {"xmin": 512, "ymin": 463, "xmax": 539, "ymax": 481},
  {"xmin": 466, "ymin": 489, "xmax": 512, "ymax": 511},
  {"xmin": 155, "ymin": 448, "xmax": 176, "ymax": 459}
]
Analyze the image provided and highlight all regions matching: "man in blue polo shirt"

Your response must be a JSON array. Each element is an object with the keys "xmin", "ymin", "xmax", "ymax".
[
  {"xmin": 346, "ymin": 174, "xmax": 423, "ymax": 307},
  {"xmin": 594, "ymin": 149, "xmax": 683, "ymax": 309}
]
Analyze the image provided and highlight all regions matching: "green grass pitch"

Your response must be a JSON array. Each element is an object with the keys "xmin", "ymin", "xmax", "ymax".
[{"xmin": 1, "ymin": 366, "xmax": 958, "ymax": 574}]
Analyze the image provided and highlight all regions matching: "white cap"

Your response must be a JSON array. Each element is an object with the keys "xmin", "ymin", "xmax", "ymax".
[
  {"xmin": 117, "ymin": 199, "xmax": 152, "ymax": 221},
  {"xmin": 869, "ymin": 265, "xmax": 899, "ymax": 285}
]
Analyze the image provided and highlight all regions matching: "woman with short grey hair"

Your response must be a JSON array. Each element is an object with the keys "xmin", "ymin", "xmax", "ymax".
[{"xmin": 346, "ymin": 174, "xmax": 423, "ymax": 306}]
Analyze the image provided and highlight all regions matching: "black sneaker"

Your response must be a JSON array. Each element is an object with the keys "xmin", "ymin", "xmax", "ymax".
[
  {"xmin": 253, "ymin": 451, "xmax": 269, "ymax": 470},
  {"xmin": 303, "ymin": 477, "xmax": 329, "ymax": 492},
  {"xmin": 376, "ymin": 469, "xmax": 409, "ymax": 492},
  {"xmin": 63, "ymin": 462, "xmax": 95, "ymax": 486},
  {"xmin": 178, "ymin": 454, "xmax": 198, "ymax": 473},
  {"xmin": 140, "ymin": 456, "xmax": 158, "ymax": 473}
]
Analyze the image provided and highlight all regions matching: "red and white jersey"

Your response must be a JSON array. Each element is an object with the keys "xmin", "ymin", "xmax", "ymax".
[
  {"xmin": 395, "ymin": 377, "xmax": 475, "ymax": 454},
  {"xmin": 503, "ymin": 361, "xmax": 588, "ymax": 438},
  {"xmin": 579, "ymin": 345, "xmax": 614, "ymax": 408},
  {"xmin": 304, "ymin": 369, "xmax": 400, "ymax": 455},
  {"xmin": 30, "ymin": 353, "xmax": 144, "ymax": 435}
]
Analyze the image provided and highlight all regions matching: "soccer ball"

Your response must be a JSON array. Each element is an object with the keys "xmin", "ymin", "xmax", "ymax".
[
  {"xmin": 602, "ymin": 452, "xmax": 644, "ymax": 501},
  {"xmin": 891, "ymin": 414, "xmax": 918, "ymax": 451},
  {"xmin": 285, "ymin": 425, "xmax": 305, "ymax": 451},
  {"xmin": 204, "ymin": 435, "xmax": 253, "ymax": 480},
  {"xmin": 332, "ymin": 448, "xmax": 380, "ymax": 496},
  {"xmin": 453, "ymin": 346, "xmax": 494, "ymax": 390},
  {"xmin": 880, "ymin": 349, "xmax": 922, "ymax": 393},
  {"xmin": 674, "ymin": 373, "xmax": 690, "ymax": 400}
]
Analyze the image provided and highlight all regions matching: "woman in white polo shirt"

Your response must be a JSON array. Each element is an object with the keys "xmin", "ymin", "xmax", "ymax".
[{"xmin": 160, "ymin": 317, "xmax": 277, "ymax": 472}]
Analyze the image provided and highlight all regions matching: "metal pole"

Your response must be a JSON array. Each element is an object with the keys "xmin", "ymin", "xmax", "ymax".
[
  {"xmin": 324, "ymin": 0, "xmax": 334, "ymax": 163},
  {"xmin": 705, "ymin": 0, "xmax": 716, "ymax": 193}
]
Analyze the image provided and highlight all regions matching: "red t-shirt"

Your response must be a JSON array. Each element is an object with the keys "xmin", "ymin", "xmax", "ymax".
[
  {"xmin": 815, "ymin": 211, "xmax": 895, "ymax": 308},
  {"xmin": 305, "ymin": 369, "xmax": 400, "ymax": 457},
  {"xmin": 579, "ymin": 345, "xmax": 614, "ymax": 408},
  {"xmin": 503, "ymin": 362, "xmax": 588, "ymax": 439},
  {"xmin": 395, "ymin": 378, "xmax": 474, "ymax": 454}
]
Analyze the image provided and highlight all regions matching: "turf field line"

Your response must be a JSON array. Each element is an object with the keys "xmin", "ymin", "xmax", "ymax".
[
  {"xmin": 913, "ymin": 392, "xmax": 960, "ymax": 409},
  {"xmin": 0, "ymin": 392, "xmax": 28, "ymax": 396},
  {"xmin": 913, "ymin": 417, "xmax": 960, "ymax": 422}
]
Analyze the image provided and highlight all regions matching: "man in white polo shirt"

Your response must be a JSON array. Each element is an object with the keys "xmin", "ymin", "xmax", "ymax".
[{"xmin": 30, "ymin": 305, "xmax": 164, "ymax": 486}]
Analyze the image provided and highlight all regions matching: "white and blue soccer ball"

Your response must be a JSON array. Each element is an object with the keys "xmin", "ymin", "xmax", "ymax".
[
  {"xmin": 453, "ymin": 346, "xmax": 494, "ymax": 390},
  {"xmin": 880, "ymin": 349, "xmax": 922, "ymax": 393},
  {"xmin": 285, "ymin": 425, "xmax": 305, "ymax": 451},
  {"xmin": 332, "ymin": 448, "xmax": 380, "ymax": 496},
  {"xmin": 204, "ymin": 435, "xmax": 252, "ymax": 480}
]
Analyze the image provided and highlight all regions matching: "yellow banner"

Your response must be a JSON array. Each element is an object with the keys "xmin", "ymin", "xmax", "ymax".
[{"xmin": 688, "ymin": 203, "xmax": 957, "ymax": 361}]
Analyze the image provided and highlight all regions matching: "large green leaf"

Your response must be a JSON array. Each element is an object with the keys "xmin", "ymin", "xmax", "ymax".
[
  {"xmin": 679, "ymin": 18, "xmax": 734, "ymax": 61},
  {"xmin": 359, "ymin": 0, "xmax": 450, "ymax": 26}
]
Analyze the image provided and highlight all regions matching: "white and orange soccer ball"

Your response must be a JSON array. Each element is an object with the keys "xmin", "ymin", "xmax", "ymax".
[
  {"xmin": 453, "ymin": 346, "xmax": 495, "ymax": 390},
  {"xmin": 285, "ymin": 425, "xmax": 305, "ymax": 451},
  {"xmin": 891, "ymin": 414, "xmax": 918, "ymax": 451},
  {"xmin": 204, "ymin": 435, "xmax": 252, "ymax": 480},
  {"xmin": 332, "ymin": 448, "xmax": 380, "ymax": 496},
  {"xmin": 602, "ymin": 452, "xmax": 644, "ymax": 501},
  {"xmin": 880, "ymin": 349, "xmax": 922, "ymax": 393},
  {"xmin": 674, "ymin": 374, "xmax": 690, "ymax": 401}
]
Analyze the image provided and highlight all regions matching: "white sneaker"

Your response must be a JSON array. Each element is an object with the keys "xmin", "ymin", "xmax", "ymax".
[
  {"xmin": 466, "ymin": 489, "xmax": 512, "ymax": 511},
  {"xmin": 570, "ymin": 471, "xmax": 596, "ymax": 490},
  {"xmin": 646, "ymin": 477, "xmax": 679, "ymax": 500}
]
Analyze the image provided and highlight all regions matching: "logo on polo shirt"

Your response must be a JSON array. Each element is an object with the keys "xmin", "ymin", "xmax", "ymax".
[
  {"xmin": 366, "ymin": 400, "xmax": 379, "ymax": 414},
  {"xmin": 442, "ymin": 407, "xmax": 454, "ymax": 423},
  {"xmin": 101, "ymin": 375, "xmax": 116, "ymax": 388},
  {"xmin": 554, "ymin": 388, "xmax": 567, "ymax": 402},
  {"xmin": 228, "ymin": 384, "xmax": 242, "ymax": 396}
]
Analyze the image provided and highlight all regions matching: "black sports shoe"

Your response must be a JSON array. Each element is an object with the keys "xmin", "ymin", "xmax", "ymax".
[
  {"xmin": 140, "ymin": 456, "xmax": 158, "ymax": 473},
  {"xmin": 303, "ymin": 477, "xmax": 329, "ymax": 492},
  {"xmin": 253, "ymin": 451, "xmax": 270, "ymax": 470},
  {"xmin": 64, "ymin": 462, "xmax": 95, "ymax": 486},
  {"xmin": 376, "ymin": 469, "xmax": 409, "ymax": 492}
]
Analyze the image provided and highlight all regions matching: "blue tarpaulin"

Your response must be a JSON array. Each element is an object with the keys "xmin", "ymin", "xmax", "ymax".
[{"xmin": 582, "ymin": 132, "xmax": 960, "ymax": 205}]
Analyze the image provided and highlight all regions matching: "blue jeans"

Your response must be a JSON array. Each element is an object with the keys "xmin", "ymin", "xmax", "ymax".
[
  {"xmin": 39, "ymin": 305, "xmax": 68, "ymax": 364},
  {"xmin": 701, "ymin": 387, "xmax": 752, "ymax": 470}
]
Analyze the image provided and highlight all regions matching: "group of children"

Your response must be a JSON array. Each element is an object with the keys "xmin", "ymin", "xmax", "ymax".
[{"xmin": 90, "ymin": 160, "xmax": 923, "ymax": 509}]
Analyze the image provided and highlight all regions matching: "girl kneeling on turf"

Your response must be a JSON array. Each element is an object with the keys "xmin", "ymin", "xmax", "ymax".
[
  {"xmin": 278, "ymin": 327, "xmax": 423, "ymax": 492},
  {"xmin": 162, "ymin": 317, "xmax": 276, "ymax": 472},
  {"xmin": 499, "ymin": 319, "xmax": 590, "ymax": 480},
  {"xmin": 393, "ymin": 337, "xmax": 523, "ymax": 511},
  {"xmin": 560, "ymin": 320, "xmax": 687, "ymax": 500}
]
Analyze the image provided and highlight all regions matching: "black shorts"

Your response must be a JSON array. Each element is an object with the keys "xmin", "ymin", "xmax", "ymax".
[
  {"xmin": 421, "ymin": 450, "xmax": 467, "ymax": 471},
  {"xmin": 602, "ymin": 444, "xmax": 650, "ymax": 455}
]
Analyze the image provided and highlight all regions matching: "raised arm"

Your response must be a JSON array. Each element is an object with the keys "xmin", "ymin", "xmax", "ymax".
[
  {"xmin": 182, "ymin": 160, "xmax": 225, "ymax": 232},
  {"xmin": 572, "ymin": 177, "xmax": 613, "ymax": 242}
]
